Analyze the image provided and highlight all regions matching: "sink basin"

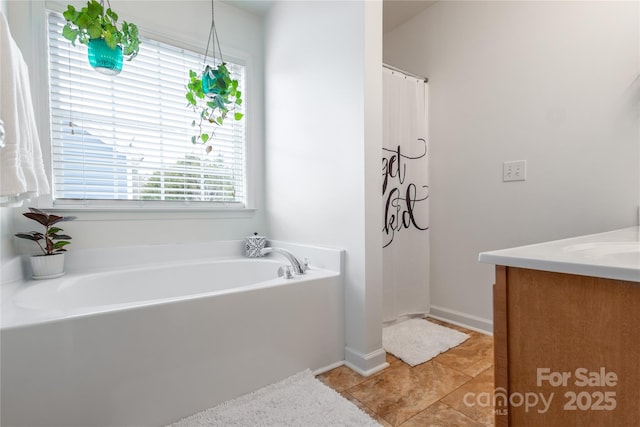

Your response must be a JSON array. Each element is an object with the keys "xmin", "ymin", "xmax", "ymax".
[
  {"xmin": 479, "ymin": 227, "xmax": 640, "ymax": 282},
  {"xmin": 563, "ymin": 242, "xmax": 640, "ymax": 264}
]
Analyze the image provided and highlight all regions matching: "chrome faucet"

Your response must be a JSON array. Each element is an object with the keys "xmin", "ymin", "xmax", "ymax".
[{"xmin": 260, "ymin": 247, "xmax": 308, "ymax": 275}]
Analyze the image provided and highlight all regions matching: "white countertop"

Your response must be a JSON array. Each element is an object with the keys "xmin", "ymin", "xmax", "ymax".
[{"xmin": 479, "ymin": 227, "xmax": 640, "ymax": 282}]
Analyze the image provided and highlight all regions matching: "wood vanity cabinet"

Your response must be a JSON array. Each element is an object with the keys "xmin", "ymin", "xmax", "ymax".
[{"xmin": 493, "ymin": 266, "xmax": 640, "ymax": 426}]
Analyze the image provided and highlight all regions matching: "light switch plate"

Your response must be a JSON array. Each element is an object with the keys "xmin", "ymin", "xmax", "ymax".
[{"xmin": 503, "ymin": 160, "xmax": 527, "ymax": 182}]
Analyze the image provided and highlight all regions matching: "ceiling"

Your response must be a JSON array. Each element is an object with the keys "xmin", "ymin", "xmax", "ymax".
[
  {"xmin": 383, "ymin": 0, "xmax": 436, "ymax": 33},
  {"xmin": 227, "ymin": 0, "xmax": 436, "ymax": 33},
  {"xmin": 227, "ymin": 0, "xmax": 272, "ymax": 15}
]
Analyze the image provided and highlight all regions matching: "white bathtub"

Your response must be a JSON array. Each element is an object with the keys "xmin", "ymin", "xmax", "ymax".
[{"xmin": 1, "ymin": 241, "xmax": 345, "ymax": 427}]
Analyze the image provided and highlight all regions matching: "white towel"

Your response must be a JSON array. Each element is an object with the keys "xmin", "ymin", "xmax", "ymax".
[{"xmin": 0, "ymin": 11, "xmax": 49, "ymax": 206}]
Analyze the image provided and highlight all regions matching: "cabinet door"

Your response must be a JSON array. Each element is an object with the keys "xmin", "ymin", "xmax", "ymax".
[{"xmin": 502, "ymin": 267, "xmax": 640, "ymax": 426}]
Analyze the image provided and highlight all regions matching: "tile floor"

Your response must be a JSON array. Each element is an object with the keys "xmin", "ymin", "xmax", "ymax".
[{"xmin": 317, "ymin": 318, "xmax": 495, "ymax": 427}]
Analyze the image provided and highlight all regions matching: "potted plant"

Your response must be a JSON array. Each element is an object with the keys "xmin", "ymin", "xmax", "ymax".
[
  {"xmin": 61, "ymin": 0, "xmax": 140, "ymax": 75},
  {"xmin": 15, "ymin": 208, "xmax": 76, "ymax": 279},
  {"xmin": 185, "ymin": 63, "xmax": 243, "ymax": 150}
]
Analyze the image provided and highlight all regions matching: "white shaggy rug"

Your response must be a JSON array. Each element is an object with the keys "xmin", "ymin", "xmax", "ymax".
[
  {"xmin": 166, "ymin": 369, "xmax": 381, "ymax": 427},
  {"xmin": 383, "ymin": 318, "xmax": 470, "ymax": 366}
]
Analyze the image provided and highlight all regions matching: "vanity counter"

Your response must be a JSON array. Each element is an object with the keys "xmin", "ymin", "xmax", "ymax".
[
  {"xmin": 480, "ymin": 227, "xmax": 640, "ymax": 426},
  {"xmin": 479, "ymin": 226, "xmax": 639, "ymax": 282}
]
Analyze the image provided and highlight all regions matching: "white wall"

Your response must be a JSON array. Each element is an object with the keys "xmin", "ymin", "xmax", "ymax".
[
  {"xmin": 3, "ymin": 0, "xmax": 266, "ymax": 261},
  {"xmin": 265, "ymin": 0, "xmax": 386, "ymax": 375},
  {"xmin": 384, "ymin": 1, "xmax": 640, "ymax": 331}
]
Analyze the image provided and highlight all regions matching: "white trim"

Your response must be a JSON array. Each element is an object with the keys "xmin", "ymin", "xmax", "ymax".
[
  {"xmin": 344, "ymin": 346, "xmax": 389, "ymax": 377},
  {"xmin": 382, "ymin": 311, "xmax": 430, "ymax": 327},
  {"xmin": 428, "ymin": 305, "xmax": 493, "ymax": 335},
  {"xmin": 37, "ymin": 207, "xmax": 256, "ymax": 222},
  {"xmin": 312, "ymin": 361, "xmax": 345, "ymax": 376}
]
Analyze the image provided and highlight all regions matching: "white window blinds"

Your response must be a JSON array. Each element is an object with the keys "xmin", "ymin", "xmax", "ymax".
[{"xmin": 47, "ymin": 11, "xmax": 246, "ymax": 207}]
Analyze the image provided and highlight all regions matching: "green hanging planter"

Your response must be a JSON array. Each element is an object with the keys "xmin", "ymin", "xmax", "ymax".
[
  {"xmin": 202, "ymin": 64, "xmax": 224, "ymax": 97},
  {"xmin": 62, "ymin": 0, "xmax": 140, "ymax": 75},
  {"xmin": 87, "ymin": 38, "xmax": 123, "ymax": 75},
  {"xmin": 184, "ymin": 0, "xmax": 243, "ymax": 148},
  {"xmin": 186, "ymin": 64, "xmax": 243, "ymax": 146}
]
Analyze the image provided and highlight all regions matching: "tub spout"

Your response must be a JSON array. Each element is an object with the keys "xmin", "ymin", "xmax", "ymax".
[{"xmin": 260, "ymin": 247, "xmax": 308, "ymax": 275}]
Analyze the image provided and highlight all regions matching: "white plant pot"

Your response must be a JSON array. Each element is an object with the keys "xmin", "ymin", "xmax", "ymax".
[{"xmin": 30, "ymin": 253, "xmax": 65, "ymax": 280}]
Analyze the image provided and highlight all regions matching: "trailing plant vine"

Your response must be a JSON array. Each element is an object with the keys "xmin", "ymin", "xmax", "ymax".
[
  {"xmin": 185, "ymin": 0, "xmax": 243, "ymax": 150},
  {"xmin": 185, "ymin": 64, "xmax": 243, "ymax": 149}
]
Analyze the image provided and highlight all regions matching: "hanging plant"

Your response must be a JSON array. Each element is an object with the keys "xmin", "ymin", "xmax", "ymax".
[
  {"xmin": 185, "ymin": 0, "xmax": 243, "ymax": 149},
  {"xmin": 186, "ymin": 64, "xmax": 243, "ymax": 147},
  {"xmin": 61, "ymin": 0, "xmax": 140, "ymax": 75}
]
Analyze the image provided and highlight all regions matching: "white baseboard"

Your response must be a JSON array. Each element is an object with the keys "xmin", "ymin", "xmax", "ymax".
[
  {"xmin": 344, "ymin": 346, "xmax": 389, "ymax": 377},
  {"xmin": 429, "ymin": 305, "xmax": 493, "ymax": 335},
  {"xmin": 312, "ymin": 360, "xmax": 345, "ymax": 376}
]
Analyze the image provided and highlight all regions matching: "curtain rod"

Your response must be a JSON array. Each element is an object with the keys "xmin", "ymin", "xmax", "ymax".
[{"xmin": 383, "ymin": 63, "xmax": 428, "ymax": 83}]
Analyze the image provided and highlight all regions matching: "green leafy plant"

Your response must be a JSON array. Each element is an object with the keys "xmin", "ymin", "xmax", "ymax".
[
  {"xmin": 186, "ymin": 63, "xmax": 243, "ymax": 149},
  {"xmin": 62, "ymin": 0, "xmax": 140, "ymax": 60},
  {"xmin": 15, "ymin": 208, "xmax": 76, "ymax": 256}
]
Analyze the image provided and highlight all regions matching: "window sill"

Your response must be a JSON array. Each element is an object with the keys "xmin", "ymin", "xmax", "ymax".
[{"xmin": 42, "ymin": 205, "xmax": 256, "ymax": 221}]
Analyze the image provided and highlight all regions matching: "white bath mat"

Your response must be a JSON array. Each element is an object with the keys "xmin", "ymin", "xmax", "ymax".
[
  {"xmin": 166, "ymin": 369, "xmax": 381, "ymax": 427},
  {"xmin": 383, "ymin": 318, "xmax": 470, "ymax": 367}
]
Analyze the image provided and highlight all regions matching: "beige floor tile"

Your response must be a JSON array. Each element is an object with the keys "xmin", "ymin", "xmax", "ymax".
[
  {"xmin": 400, "ymin": 401, "xmax": 486, "ymax": 427},
  {"xmin": 341, "ymin": 391, "xmax": 394, "ymax": 427},
  {"xmin": 349, "ymin": 361, "xmax": 472, "ymax": 426},
  {"xmin": 386, "ymin": 352, "xmax": 403, "ymax": 366},
  {"xmin": 433, "ymin": 332, "xmax": 494, "ymax": 377},
  {"xmin": 317, "ymin": 365, "xmax": 367, "ymax": 392},
  {"xmin": 318, "ymin": 319, "xmax": 495, "ymax": 427},
  {"xmin": 441, "ymin": 367, "xmax": 495, "ymax": 426}
]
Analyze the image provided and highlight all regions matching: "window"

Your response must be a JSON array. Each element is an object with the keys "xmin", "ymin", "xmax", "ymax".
[{"xmin": 47, "ymin": 11, "xmax": 246, "ymax": 208}]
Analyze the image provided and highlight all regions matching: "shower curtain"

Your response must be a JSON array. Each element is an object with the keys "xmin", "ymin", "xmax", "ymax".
[{"xmin": 382, "ymin": 66, "xmax": 429, "ymax": 324}]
